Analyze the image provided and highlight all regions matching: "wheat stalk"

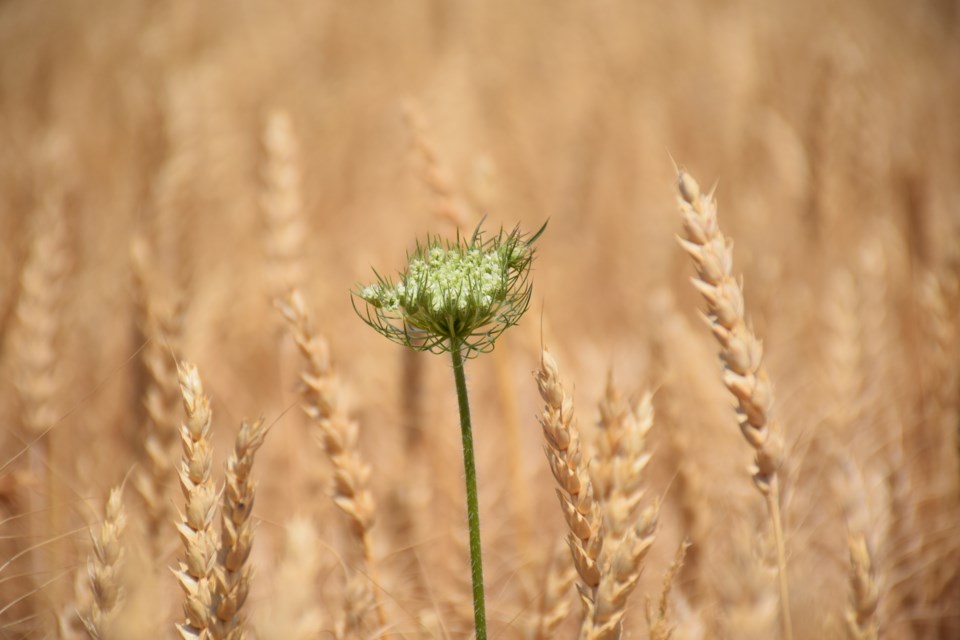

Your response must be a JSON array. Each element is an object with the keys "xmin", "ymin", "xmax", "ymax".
[
  {"xmin": 10, "ymin": 199, "xmax": 68, "ymax": 618},
  {"xmin": 13, "ymin": 202, "xmax": 67, "ymax": 440},
  {"xmin": 916, "ymin": 270, "xmax": 960, "ymax": 619},
  {"xmin": 581, "ymin": 374, "xmax": 661, "ymax": 639},
  {"xmin": 525, "ymin": 542, "xmax": 577, "ymax": 640},
  {"xmin": 646, "ymin": 539, "xmax": 691, "ymax": 640},
  {"xmin": 884, "ymin": 437, "xmax": 920, "ymax": 635},
  {"xmin": 148, "ymin": 73, "xmax": 201, "ymax": 294},
  {"xmin": 254, "ymin": 518, "xmax": 325, "ymax": 640},
  {"xmin": 401, "ymin": 100, "xmax": 471, "ymax": 228},
  {"xmin": 845, "ymin": 533, "xmax": 879, "ymax": 640},
  {"xmin": 648, "ymin": 296, "xmax": 712, "ymax": 609},
  {"xmin": 82, "ymin": 486, "xmax": 127, "ymax": 640},
  {"xmin": 583, "ymin": 503, "xmax": 658, "ymax": 640},
  {"xmin": 534, "ymin": 349, "xmax": 605, "ymax": 600},
  {"xmin": 260, "ymin": 108, "xmax": 305, "ymax": 300},
  {"xmin": 211, "ymin": 417, "xmax": 272, "ymax": 639},
  {"xmin": 592, "ymin": 376, "xmax": 654, "ymax": 540},
  {"xmin": 277, "ymin": 289, "xmax": 388, "ymax": 635},
  {"xmin": 534, "ymin": 349, "xmax": 658, "ymax": 638},
  {"xmin": 675, "ymin": 169, "xmax": 791, "ymax": 639},
  {"xmin": 334, "ymin": 575, "xmax": 376, "ymax": 640},
  {"xmin": 130, "ymin": 238, "xmax": 183, "ymax": 545},
  {"xmin": 173, "ymin": 362, "xmax": 220, "ymax": 639}
]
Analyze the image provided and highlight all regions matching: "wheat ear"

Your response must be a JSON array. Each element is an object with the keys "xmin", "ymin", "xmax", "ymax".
[
  {"xmin": 845, "ymin": 533, "xmax": 879, "ymax": 640},
  {"xmin": 13, "ymin": 202, "xmax": 67, "ymax": 440},
  {"xmin": 580, "ymin": 376, "xmax": 660, "ymax": 639},
  {"xmin": 173, "ymin": 362, "xmax": 219, "ymax": 639},
  {"xmin": 256, "ymin": 517, "xmax": 325, "ymax": 639},
  {"xmin": 535, "ymin": 350, "xmax": 604, "ymax": 592},
  {"xmin": 593, "ymin": 377, "xmax": 655, "ymax": 539},
  {"xmin": 584, "ymin": 503, "xmax": 659, "ymax": 640},
  {"xmin": 11, "ymin": 200, "xmax": 68, "ymax": 614},
  {"xmin": 526, "ymin": 542, "xmax": 577, "ymax": 640},
  {"xmin": 333, "ymin": 575, "xmax": 377, "ymax": 640},
  {"xmin": 532, "ymin": 347, "xmax": 653, "ymax": 640},
  {"xmin": 675, "ymin": 170, "xmax": 792, "ymax": 639},
  {"xmin": 278, "ymin": 289, "xmax": 388, "ymax": 635},
  {"xmin": 131, "ymin": 238, "xmax": 183, "ymax": 544},
  {"xmin": 401, "ymin": 100, "xmax": 471, "ymax": 227},
  {"xmin": 649, "ymin": 294, "xmax": 711, "ymax": 608},
  {"xmin": 260, "ymin": 108, "xmax": 305, "ymax": 299},
  {"xmin": 646, "ymin": 539, "xmax": 691, "ymax": 640},
  {"xmin": 82, "ymin": 486, "xmax": 127, "ymax": 640},
  {"xmin": 212, "ymin": 417, "xmax": 272, "ymax": 639}
]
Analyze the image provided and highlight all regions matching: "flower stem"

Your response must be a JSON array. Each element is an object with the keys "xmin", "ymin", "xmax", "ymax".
[{"xmin": 451, "ymin": 342, "xmax": 487, "ymax": 640}]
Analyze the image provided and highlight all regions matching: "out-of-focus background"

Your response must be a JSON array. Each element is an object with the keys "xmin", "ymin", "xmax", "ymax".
[{"xmin": 1, "ymin": 1, "xmax": 959, "ymax": 638}]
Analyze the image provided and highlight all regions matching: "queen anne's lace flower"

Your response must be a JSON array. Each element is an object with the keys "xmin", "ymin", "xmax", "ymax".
[{"xmin": 353, "ymin": 222, "xmax": 545, "ymax": 356}]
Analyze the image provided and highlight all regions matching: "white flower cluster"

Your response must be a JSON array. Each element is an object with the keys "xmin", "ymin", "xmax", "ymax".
[
  {"xmin": 360, "ymin": 283, "xmax": 398, "ymax": 310},
  {"xmin": 355, "ymin": 223, "xmax": 542, "ymax": 354},
  {"xmin": 362, "ymin": 244, "xmax": 510, "ymax": 315}
]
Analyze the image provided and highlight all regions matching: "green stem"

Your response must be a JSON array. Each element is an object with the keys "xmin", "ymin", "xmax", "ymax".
[{"xmin": 451, "ymin": 342, "xmax": 487, "ymax": 640}]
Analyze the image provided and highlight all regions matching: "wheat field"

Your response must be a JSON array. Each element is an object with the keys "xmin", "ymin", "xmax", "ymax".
[{"xmin": 1, "ymin": 0, "xmax": 959, "ymax": 638}]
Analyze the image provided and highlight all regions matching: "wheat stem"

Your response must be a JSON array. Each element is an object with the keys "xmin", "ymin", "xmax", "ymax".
[{"xmin": 766, "ymin": 487, "xmax": 792, "ymax": 639}]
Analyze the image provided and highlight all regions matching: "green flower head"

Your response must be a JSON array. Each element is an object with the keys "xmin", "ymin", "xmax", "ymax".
[{"xmin": 353, "ymin": 221, "xmax": 546, "ymax": 356}]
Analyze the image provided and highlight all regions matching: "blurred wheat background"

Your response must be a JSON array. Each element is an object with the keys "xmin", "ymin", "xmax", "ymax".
[{"xmin": 1, "ymin": 0, "xmax": 959, "ymax": 638}]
